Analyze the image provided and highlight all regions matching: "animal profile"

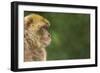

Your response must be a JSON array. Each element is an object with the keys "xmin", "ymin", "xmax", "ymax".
[{"xmin": 24, "ymin": 13, "xmax": 51, "ymax": 61}]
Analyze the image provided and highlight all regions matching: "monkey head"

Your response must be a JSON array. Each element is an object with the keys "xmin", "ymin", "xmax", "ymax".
[{"xmin": 24, "ymin": 13, "xmax": 51, "ymax": 49}]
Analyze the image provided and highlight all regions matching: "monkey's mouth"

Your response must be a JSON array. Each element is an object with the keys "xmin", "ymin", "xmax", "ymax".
[
  {"xmin": 42, "ymin": 37, "xmax": 50, "ymax": 41},
  {"xmin": 40, "ymin": 37, "xmax": 51, "ymax": 47}
]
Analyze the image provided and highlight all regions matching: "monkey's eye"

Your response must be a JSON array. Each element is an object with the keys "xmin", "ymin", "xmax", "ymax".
[
  {"xmin": 41, "ymin": 25, "xmax": 49, "ymax": 30},
  {"xmin": 37, "ymin": 25, "xmax": 48, "ymax": 35}
]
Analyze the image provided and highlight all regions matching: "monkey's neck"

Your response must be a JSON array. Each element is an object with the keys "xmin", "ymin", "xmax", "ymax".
[
  {"xmin": 30, "ymin": 48, "xmax": 47, "ymax": 61},
  {"xmin": 24, "ymin": 32, "xmax": 47, "ymax": 61},
  {"xmin": 24, "ymin": 47, "xmax": 47, "ymax": 61}
]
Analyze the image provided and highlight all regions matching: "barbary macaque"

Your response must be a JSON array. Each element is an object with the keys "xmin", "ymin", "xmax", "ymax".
[{"xmin": 24, "ymin": 13, "xmax": 51, "ymax": 61}]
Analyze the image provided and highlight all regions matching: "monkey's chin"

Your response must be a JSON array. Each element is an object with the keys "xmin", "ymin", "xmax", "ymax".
[{"xmin": 41, "ymin": 40, "xmax": 51, "ymax": 48}]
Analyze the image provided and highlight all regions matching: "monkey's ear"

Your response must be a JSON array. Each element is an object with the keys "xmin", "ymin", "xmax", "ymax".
[{"xmin": 24, "ymin": 15, "xmax": 33, "ymax": 29}]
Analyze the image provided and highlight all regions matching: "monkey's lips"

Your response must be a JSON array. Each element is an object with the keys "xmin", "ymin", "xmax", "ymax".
[
  {"xmin": 43, "ymin": 37, "xmax": 50, "ymax": 41},
  {"xmin": 40, "ymin": 37, "xmax": 51, "ymax": 47}
]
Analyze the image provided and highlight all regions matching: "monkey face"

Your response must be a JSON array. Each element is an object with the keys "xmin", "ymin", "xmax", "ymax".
[{"xmin": 37, "ymin": 25, "xmax": 51, "ymax": 48}]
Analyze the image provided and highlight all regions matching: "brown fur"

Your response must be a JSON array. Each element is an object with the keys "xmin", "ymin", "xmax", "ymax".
[{"xmin": 24, "ymin": 13, "xmax": 51, "ymax": 61}]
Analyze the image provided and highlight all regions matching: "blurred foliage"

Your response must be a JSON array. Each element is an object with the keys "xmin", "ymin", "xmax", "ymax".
[{"xmin": 24, "ymin": 11, "xmax": 90, "ymax": 60}]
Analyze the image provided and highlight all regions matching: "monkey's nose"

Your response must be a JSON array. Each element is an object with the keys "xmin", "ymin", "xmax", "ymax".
[{"xmin": 48, "ymin": 34, "xmax": 51, "ymax": 37}]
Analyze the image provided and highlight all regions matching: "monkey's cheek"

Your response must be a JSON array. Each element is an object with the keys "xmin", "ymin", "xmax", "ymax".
[{"xmin": 42, "ymin": 39, "xmax": 51, "ymax": 47}]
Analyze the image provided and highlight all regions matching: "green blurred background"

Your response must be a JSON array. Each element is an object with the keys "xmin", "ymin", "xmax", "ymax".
[{"xmin": 24, "ymin": 11, "xmax": 90, "ymax": 60}]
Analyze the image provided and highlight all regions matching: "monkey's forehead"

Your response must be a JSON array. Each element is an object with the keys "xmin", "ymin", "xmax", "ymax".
[{"xmin": 25, "ymin": 13, "xmax": 50, "ymax": 26}]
